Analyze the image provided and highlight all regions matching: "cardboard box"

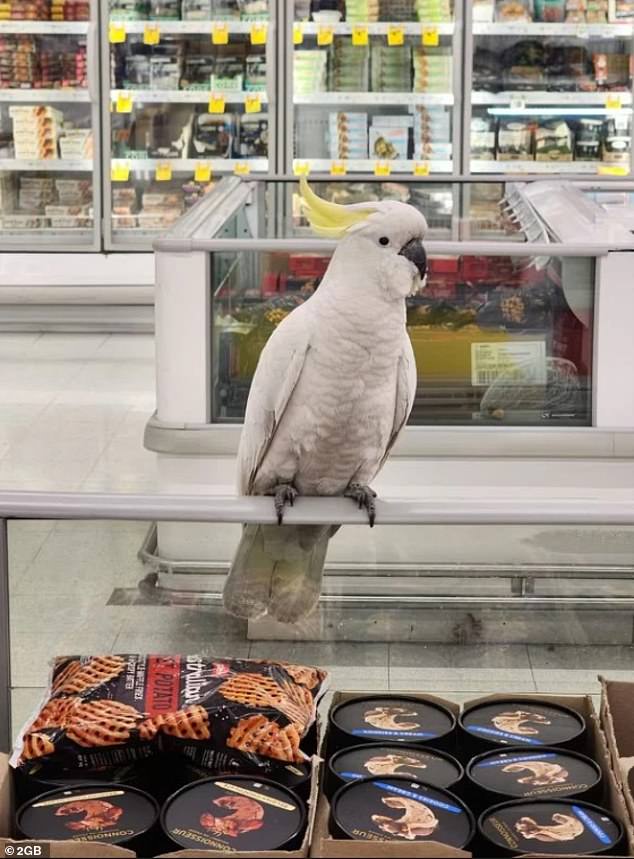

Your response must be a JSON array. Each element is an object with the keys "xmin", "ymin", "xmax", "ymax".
[
  {"xmin": 0, "ymin": 752, "xmax": 320, "ymax": 858},
  {"xmin": 601, "ymin": 677, "xmax": 634, "ymax": 828},
  {"xmin": 310, "ymin": 691, "xmax": 634, "ymax": 859}
]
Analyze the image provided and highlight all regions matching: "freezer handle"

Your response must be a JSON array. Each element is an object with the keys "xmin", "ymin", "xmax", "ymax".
[{"xmin": 87, "ymin": 18, "xmax": 98, "ymax": 104}]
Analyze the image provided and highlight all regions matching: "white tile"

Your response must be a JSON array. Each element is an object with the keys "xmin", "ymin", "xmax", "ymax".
[
  {"xmin": 8, "ymin": 520, "xmax": 54, "ymax": 582},
  {"xmin": 0, "ymin": 333, "xmax": 40, "ymax": 358},
  {"xmin": 533, "ymin": 669, "xmax": 634, "ymax": 694},
  {"xmin": 11, "ymin": 687, "xmax": 46, "ymax": 742},
  {"xmin": 390, "ymin": 644, "xmax": 530, "ymax": 669},
  {"xmin": 28, "ymin": 333, "xmax": 108, "ymax": 360},
  {"xmin": 389, "ymin": 668, "xmax": 536, "ymax": 693},
  {"xmin": 96, "ymin": 334, "xmax": 155, "ymax": 360}
]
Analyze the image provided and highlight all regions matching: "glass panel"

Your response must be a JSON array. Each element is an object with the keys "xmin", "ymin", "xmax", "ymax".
[
  {"xmin": 211, "ymin": 245, "xmax": 594, "ymax": 426},
  {"xmin": 292, "ymin": 1, "xmax": 459, "ymax": 176},
  {"xmin": 0, "ymin": 22, "xmax": 98, "ymax": 248},
  {"xmin": 107, "ymin": 0, "xmax": 271, "ymax": 248},
  {"xmin": 8, "ymin": 517, "xmax": 634, "ymax": 743},
  {"xmin": 469, "ymin": 13, "xmax": 634, "ymax": 175}
]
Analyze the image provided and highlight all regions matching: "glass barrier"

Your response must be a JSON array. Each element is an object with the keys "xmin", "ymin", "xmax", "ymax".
[{"xmin": 210, "ymin": 247, "xmax": 594, "ymax": 425}]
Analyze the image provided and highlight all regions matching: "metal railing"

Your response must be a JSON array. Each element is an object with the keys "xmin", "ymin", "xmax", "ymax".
[{"xmin": 3, "ymin": 488, "xmax": 634, "ymax": 752}]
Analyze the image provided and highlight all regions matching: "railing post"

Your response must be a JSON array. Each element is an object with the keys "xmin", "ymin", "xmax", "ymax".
[{"xmin": 0, "ymin": 518, "xmax": 11, "ymax": 753}]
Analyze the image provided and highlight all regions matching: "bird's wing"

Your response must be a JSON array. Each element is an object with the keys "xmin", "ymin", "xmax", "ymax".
[
  {"xmin": 378, "ymin": 336, "xmax": 417, "ymax": 471},
  {"xmin": 237, "ymin": 307, "xmax": 310, "ymax": 495}
]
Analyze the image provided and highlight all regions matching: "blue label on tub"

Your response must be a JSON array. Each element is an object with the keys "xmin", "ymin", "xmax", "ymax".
[
  {"xmin": 340, "ymin": 771, "xmax": 364, "ymax": 780},
  {"xmin": 572, "ymin": 806, "xmax": 612, "ymax": 845},
  {"xmin": 352, "ymin": 729, "xmax": 437, "ymax": 738},
  {"xmin": 468, "ymin": 726, "xmax": 543, "ymax": 745},
  {"xmin": 373, "ymin": 781, "xmax": 463, "ymax": 814},
  {"xmin": 477, "ymin": 753, "xmax": 558, "ymax": 768}
]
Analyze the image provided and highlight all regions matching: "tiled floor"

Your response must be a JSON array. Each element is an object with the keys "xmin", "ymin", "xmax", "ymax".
[{"xmin": 1, "ymin": 333, "xmax": 633, "ymax": 741}]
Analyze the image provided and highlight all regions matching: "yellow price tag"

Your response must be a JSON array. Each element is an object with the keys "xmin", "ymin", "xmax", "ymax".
[
  {"xmin": 598, "ymin": 164, "xmax": 629, "ymax": 176},
  {"xmin": 212, "ymin": 22, "xmax": 229, "ymax": 44},
  {"xmin": 317, "ymin": 25, "xmax": 334, "ymax": 45},
  {"xmin": 605, "ymin": 93, "xmax": 622, "ymax": 110},
  {"xmin": 208, "ymin": 93, "xmax": 226, "ymax": 113},
  {"xmin": 155, "ymin": 162, "xmax": 172, "ymax": 181},
  {"xmin": 422, "ymin": 26, "xmax": 439, "ymax": 46},
  {"xmin": 111, "ymin": 163, "xmax": 130, "ymax": 181},
  {"xmin": 115, "ymin": 91, "xmax": 133, "ymax": 113},
  {"xmin": 293, "ymin": 161, "xmax": 311, "ymax": 176},
  {"xmin": 293, "ymin": 23, "xmax": 304, "ymax": 44},
  {"xmin": 414, "ymin": 161, "xmax": 430, "ymax": 176},
  {"xmin": 143, "ymin": 23, "xmax": 160, "ymax": 45},
  {"xmin": 194, "ymin": 162, "xmax": 212, "ymax": 183},
  {"xmin": 387, "ymin": 25, "xmax": 404, "ymax": 46},
  {"xmin": 108, "ymin": 22, "xmax": 126, "ymax": 43},
  {"xmin": 234, "ymin": 161, "xmax": 251, "ymax": 176},
  {"xmin": 374, "ymin": 160, "xmax": 392, "ymax": 177},
  {"xmin": 330, "ymin": 160, "xmax": 347, "ymax": 175},
  {"xmin": 352, "ymin": 24, "xmax": 368, "ymax": 46},
  {"xmin": 245, "ymin": 93, "xmax": 262, "ymax": 113},
  {"xmin": 250, "ymin": 22, "xmax": 267, "ymax": 44}
]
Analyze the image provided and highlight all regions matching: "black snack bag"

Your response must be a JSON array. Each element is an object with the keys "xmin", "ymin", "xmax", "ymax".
[{"xmin": 11, "ymin": 655, "xmax": 328, "ymax": 774}]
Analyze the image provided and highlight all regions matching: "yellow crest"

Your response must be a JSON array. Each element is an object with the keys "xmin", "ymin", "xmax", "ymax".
[{"xmin": 299, "ymin": 178, "xmax": 376, "ymax": 238}]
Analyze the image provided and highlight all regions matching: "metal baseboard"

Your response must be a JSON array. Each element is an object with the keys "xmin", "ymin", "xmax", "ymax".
[{"xmin": 138, "ymin": 523, "xmax": 634, "ymax": 612}]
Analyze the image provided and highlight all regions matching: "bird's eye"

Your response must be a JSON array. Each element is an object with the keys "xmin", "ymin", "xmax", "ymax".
[{"xmin": 379, "ymin": 236, "xmax": 390, "ymax": 246}]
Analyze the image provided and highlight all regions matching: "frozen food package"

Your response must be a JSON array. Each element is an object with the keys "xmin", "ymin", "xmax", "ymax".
[
  {"xmin": 495, "ymin": 0, "xmax": 531, "ymax": 19},
  {"xmin": 12, "ymin": 655, "xmax": 329, "ymax": 772},
  {"xmin": 535, "ymin": 120, "xmax": 573, "ymax": 161},
  {"xmin": 497, "ymin": 120, "xmax": 533, "ymax": 160},
  {"xmin": 471, "ymin": 116, "xmax": 496, "ymax": 160},
  {"xmin": 191, "ymin": 113, "xmax": 234, "ymax": 157},
  {"xmin": 238, "ymin": 114, "xmax": 268, "ymax": 156},
  {"xmin": 534, "ymin": 0, "xmax": 565, "ymax": 20}
]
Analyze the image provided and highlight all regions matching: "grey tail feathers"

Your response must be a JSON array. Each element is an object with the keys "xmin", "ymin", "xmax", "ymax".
[{"xmin": 223, "ymin": 523, "xmax": 334, "ymax": 624}]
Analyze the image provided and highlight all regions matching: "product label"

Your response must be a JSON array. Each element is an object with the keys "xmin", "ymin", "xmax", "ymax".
[
  {"xmin": 387, "ymin": 25, "xmax": 404, "ymax": 45},
  {"xmin": 352, "ymin": 728, "xmax": 438, "ymax": 738},
  {"xmin": 468, "ymin": 725, "xmax": 544, "ymax": 745},
  {"xmin": 373, "ymin": 781, "xmax": 464, "ymax": 814},
  {"xmin": 352, "ymin": 25, "xmax": 368, "ymax": 46},
  {"xmin": 471, "ymin": 341, "xmax": 547, "ymax": 387},
  {"xmin": 250, "ymin": 23, "xmax": 267, "ymax": 44},
  {"xmin": 143, "ymin": 23, "xmax": 160, "ymax": 45},
  {"xmin": 422, "ymin": 27, "xmax": 439, "ymax": 45},
  {"xmin": 572, "ymin": 805, "xmax": 612, "ymax": 844},
  {"xmin": 477, "ymin": 753, "xmax": 558, "ymax": 768}
]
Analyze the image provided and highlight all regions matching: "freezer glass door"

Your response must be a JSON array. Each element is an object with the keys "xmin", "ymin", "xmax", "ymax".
[
  {"xmin": 105, "ymin": 0, "xmax": 274, "ymax": 250},
  {"xmin": 0, "ymin": 5, "xmax": 99, "ymax": 250},
  {"xmin": 291, "ymin": 1, "xmax": 460, "ymax": 177},
  {"xmin": 468, "ymin": 5, "xmax": 634, "ymax": 175}
]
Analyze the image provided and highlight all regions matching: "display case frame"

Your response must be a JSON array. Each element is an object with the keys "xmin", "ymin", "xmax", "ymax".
[
  {"xmin": 0, "ymin": 4, "xmax": 102, "ymax": 252},
  {"xmin": 101, "ymin": 0, "xmax": 281, "ymax": 251}
]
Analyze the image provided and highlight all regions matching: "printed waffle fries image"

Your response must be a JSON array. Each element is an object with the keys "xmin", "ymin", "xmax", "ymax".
[
  {"xmin": 65, "ymin": 700, "xmax": 144, "ymax": 748},
  {"xmin": 218, "ymin": 674, "xmax": 315, "ymax": 735},
  {"xmin": 29, "ymin": 696, "xmax": 80, "ymax": 731},
  {"xmin": 139, "ymin": 705, "xmax": 210, "ymax": 742},
  {"xmin": 227, "ymin": 714, "xmax": 304, "ymax": 763},
  {"xmin": 53, "ymin": 656, "xmax": 126, "ymax": 695},
  {"xmin": 22, "ymin": 732, "xmax": 55, "ymax": 760}
]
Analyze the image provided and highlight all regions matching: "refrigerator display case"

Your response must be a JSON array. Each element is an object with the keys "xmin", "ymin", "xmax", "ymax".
[
  {"xmin": 466, "ymin": 1, "xmax": 634, "ymax": 175},
  {"xmin": 0, "ymin": 1, "xmax": 100, "ymax": 250},
  {"xmin": 146, "ymin": 175, "xmax": 634, "ymax": 595},
  {"xmin": 102, "ymin": 0, "xmax": 276, "ymax": 249},
  {"xmin": 289, "ymin": 0, "xmax": 462, "ymax": 177}
]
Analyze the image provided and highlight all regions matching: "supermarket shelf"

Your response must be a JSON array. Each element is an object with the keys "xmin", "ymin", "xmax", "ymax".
[
  {"xmin": 110, "ymin": 89, "xmax": 267, "ymax": 105},
  {"xmin": 473, "ymin": 90, "xmax": 633, "ymax": 106},
  {"xmin": 293, "ymin": 158, "xmax": 454, "ymax": 174},
  {"xmin": 295, "ymin": 92, "xmax": 453, "ymax": 106},
  {"xmin": 110, "ymin": 157, "xmax": 269, "ymax": 173},
  {"xmin": 472, "ymin": 21, "xmax": 634, "ymax": 36},
  {"xmin": 471, "ymin": 159, "xmax": 629, "ymax": 174},
  {"xmin": 112, "ymin": 20, "xmax": 264, "ymax": 35},
  {"xmin": 0, "ymin": 21, "xmax": 90, "ymax": 34},
  {"xmin": 298, "ymin": 21, "xmax": 455, "ymax": 36},
  {"xmin": 0, "ymin": 159, "xmax": 92, "ymax": 172},
  {"xmin": 0, "ymin": 89, "xmax": 90, "ymax": 103}
]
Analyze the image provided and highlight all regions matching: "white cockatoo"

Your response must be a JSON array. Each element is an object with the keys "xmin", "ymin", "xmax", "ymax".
[{"xmin": 223, "ymin": 179, "xmax": 427, "ymax": 623}]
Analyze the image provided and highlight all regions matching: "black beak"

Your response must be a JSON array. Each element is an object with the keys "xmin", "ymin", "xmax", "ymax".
[{"xmin": 399, "ymin": 238, "xmax": 427, "ymax": 280}]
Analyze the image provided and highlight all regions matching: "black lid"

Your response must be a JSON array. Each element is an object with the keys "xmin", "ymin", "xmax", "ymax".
[
  {"xmin": 330, "ymin": 744, "xmax": 463, "ymax": 789},
  {"xmin": 331, "ymin": 696, "xmax": 456, "ymax": 744},
  {"xmin": 331, "ymin": 776, "xmax": 474, "ymax": 847},
  {"xmin": 16, "ymin": 783, "xmax": 159, "ymax": 844},
  {"xmin": 468, "ymin": 747, "xmax": 602, "ymax": 801},
  {"xmin": 479, "ymin": 799, "xmax": 623, "ymax": 855},
  {"xmin": 161, "ymin": 775, "xmax": 306, "ymax": 852},
  {"xmin": 460, "ymin": 699, "xmax": 585, "ymax": 748}
]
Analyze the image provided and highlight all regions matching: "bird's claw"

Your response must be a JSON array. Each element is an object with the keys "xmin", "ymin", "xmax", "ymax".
[
  {"xmin": 268, "ymin": 483, "xmax": 298, "ymax": 525},
  {"xmin": 344, "ymin": 484, "xmax": 378, "ymax": 527}
]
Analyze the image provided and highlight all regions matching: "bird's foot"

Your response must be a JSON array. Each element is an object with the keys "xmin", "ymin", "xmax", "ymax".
[
  {"xmin": 344, "ymin": 483, "xmax": 378, "ymax": 527},
  {"xmin": 267, "ymin": 482, "xmax": 298, "ymax": 525}
]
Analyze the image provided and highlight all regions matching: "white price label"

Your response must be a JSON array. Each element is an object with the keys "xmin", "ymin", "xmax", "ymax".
[{"xmin": 471, "ymin": 341, "xmax": 547, "ymax": 388}]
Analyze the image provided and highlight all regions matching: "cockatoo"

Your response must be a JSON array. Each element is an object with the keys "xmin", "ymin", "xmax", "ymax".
[{"xmin": 223, "ymin": 179, "xmax": 427, "ymax": 623}]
